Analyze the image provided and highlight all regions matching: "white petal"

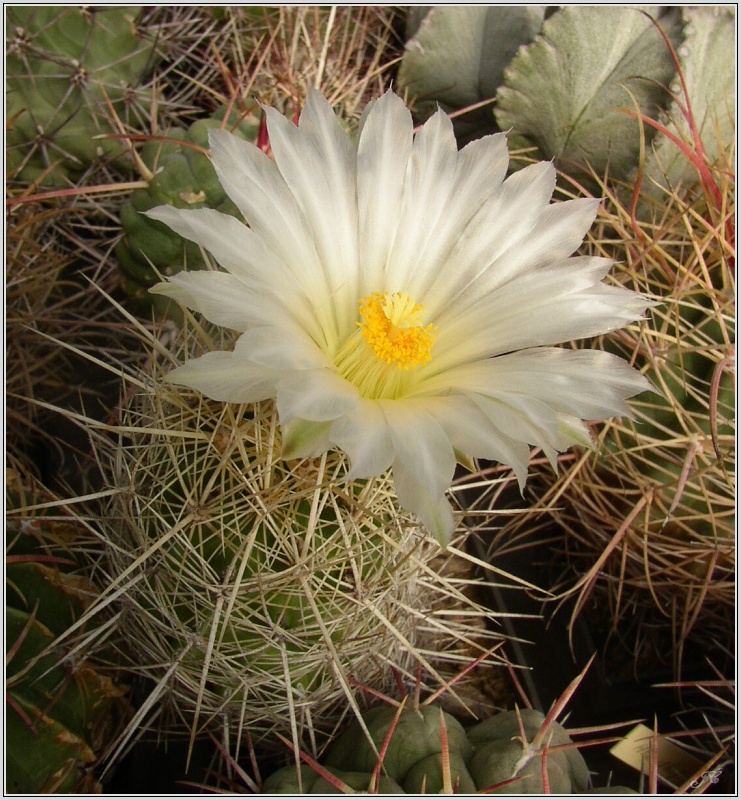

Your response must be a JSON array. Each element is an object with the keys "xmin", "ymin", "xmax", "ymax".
[
  {"xmin": 418, "ymin": 396, "xmax": 531, "ymax": 487},
  {"xmin": 385, "ymin": 108, "xmax": 459, "ymax": 292},
  {"xmin": 328, "ymin": 400, "xmax": 395, "ymax": 479},
  {"xmin": 380, "ymin": 401, "xmax": 457, "ymax": 545},
  {"xmin": 265, "ymin": 90, "xmax": 358, "ymax": 337},
  {"xmin": 208, "ymin": 130, "xmax": 311, "ymax": 260},
  {"xmin": 356, "ymin": 90, "xmax": 414, "ymax": 296},
  {"xmin": 151, "ymin": 271, "xmax": 260, "ymax": 331},
  {"xmin": 281, "ymin": 419, "xmax": 333, "ymax": 460},
  {"xmin": 237, "ymin": 326, "xmax": 332, "ymax": 371},
  {"xmin": 390, "ymin": 119, "xmax": 512, "ymax": 303},
  {"xmin": 428, "ymin": 195, "xmax": 600, "ymax": 322},
  {"xmin": 275, "ymin": 370, "xmax": 358, "ymax": 424},
  {"xmin": 412, "ymin": 132, "xmax": 511, "ymax": 307},
  {"xmin": 207, "ymin": 130, "xmax": 340, "ymax": 339},
  {"xmin": 431, "ymin": 257, "xmax": 652, "ymax": 369},
  {"xmin": 456, "ymin": 131, "xmax": 511, "ymax": 185},
  {"xmin": 392, "ymin": 462, "xmax": 456, "ymax": 547},
  {"xmin": 445, "ymin": 198, "xmax": 603, "ymax": 323},
  {"xmin": 552, "ymin": 415, "xmax": 594, "ymax": 451},
  {"xmin": 497, "ymin": 196, "xmax": 602, "ymax": 272},
  {"xmin": 146, "ymin": 206, "xmax": 325, "ymax": 342},
  {"xmin": 468, "ymin": 160, "xmax": 556, "ymax": 260},
  {"xmin": 163, "ymin": 349, "xmax": 280, "ymax": 404},
  {"xmin": 464, "ymin": 391, "xmax": 563, "ymax": 455},
  {"xmin": 485, "ymin": 348, "xmax": 653, "ymax": 418},
  {"xmin": 145, "ymin": 206, "xmax": 258, "ymax": 282},
  {"xmin": 442, "ymin": 348, "xmax": 652, "ymax": 423}
]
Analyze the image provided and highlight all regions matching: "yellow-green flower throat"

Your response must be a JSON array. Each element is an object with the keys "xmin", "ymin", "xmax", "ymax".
[{"xmin": 335, "ymin": 291, "xmax": 437, "ymax": 399}]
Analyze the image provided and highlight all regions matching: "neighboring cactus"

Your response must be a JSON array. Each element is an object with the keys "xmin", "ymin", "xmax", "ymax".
[
  {"xmin": 324, "ymin": 706, "xmax": 588, "ymax": 794},
  {"xmin": 642, "ymin": 6, "xmax": 736, "ymax": 198},
  {"xmin": 5, "ymin": 466, "xmax": 127, "ymax": 793},
  {"xmin": 5, "ymin": 6, "xmax": 160, "ymax": 184},
  {"xmin": 494, "ymin": 6, "xmax": 683, "ymax": 183},
  {"xmin": 83, "ymin": 315, "xmax": 507, "ymax": 754},
  {"xmin": 115, "ymin": 107, "xmax": 259, "ymax": 310},
  {"xmin": 265, "ymin": 703, "xmax": 638, "ymax": 794},
  {"xmin": 494, "ymin": 80, "xmax": 735, "ymax": 672},
  {"xmin": 399, "ymin": 7, "xmax": 686, "ymax": 182},
  {"xmin": 5, "ymin": 193, "xmax": 150, "ymax": 481},
  {"xmin": 398, "ymin": 6, "xmax": 545, "ymax": 143},
  {"xmin": 5, "ymin": 193, "xmax": 138, "ymax": 479},
  {"xmin": 557, "ymin": 210, "xmax": 734, "ymax": 664}
]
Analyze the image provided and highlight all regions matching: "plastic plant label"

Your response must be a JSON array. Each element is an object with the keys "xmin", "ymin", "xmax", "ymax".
[{"xmin": 610, "ymin": 723, "xmax": 704, "ymax": 789}]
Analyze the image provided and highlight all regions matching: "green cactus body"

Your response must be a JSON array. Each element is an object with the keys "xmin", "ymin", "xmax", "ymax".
[
  {"xmin": 94, "ymin": 330, "xmax": 431, "ymax": 740},
  {"xmin": 115, "ymin": 108, "xmax": 259, "ymax": 312},
  {"xmin": 123, "ymin": 398, "xmax": 426, "ymax": 699},
  {"xmin": 6, "ymin": 6, "xmax": 158, "ymax": 184},
  {"xmin": 324, "ymin": 704, "xmax": 473, "ymax": 788},
  {"xmin": 266, "ymin": 706, "xmax": 592, "ymax": 794},
  {"xmin": 404, "ymin": 751, "xmax": 477, "ymax": 794},
  {"xmin": 5, "ymin": 470, "xmax": 127, "ymax": 794},
  {"xmin": 467, "ymin": 709, "xmax": 589, "ymax": 793},
  {"xmin": 129, "ymin": 455, "xmax": 391, "ymax": 695},
  {"xmin": 88, "ymin": 317, "xmax": 507, "ymax": 751},
  {"xmin": 264, "ymin": 764, "xmax": 404, "ymax": 794}
]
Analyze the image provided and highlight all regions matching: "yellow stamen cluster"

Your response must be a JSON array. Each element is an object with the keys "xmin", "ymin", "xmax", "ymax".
[
  {"xmin": 335, "ymin": 291, "xmax": 437, "ymax": 399},
  {"xmin": 359, "ymin": 292, "xmax": 437, "ymax": 369}
]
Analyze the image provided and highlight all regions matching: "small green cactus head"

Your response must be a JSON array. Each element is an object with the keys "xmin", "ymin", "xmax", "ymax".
[
  {"xmin": 105, "ymin": 394, "xmax": 431, "ymax": 742},
  {"xmin": 115, "ymin": 106, "xmax": 260, "ymax": 311},
  {"xmin": 6, "ymin": 6, "xmax": 158, "ymax": 184},
  {"xmin": 261, "ymin": 654, "xmax": 645, "ymax": 794},
  {"xmin": 264, "ymin": 705, "xmax": 593, "ymax": 794}
]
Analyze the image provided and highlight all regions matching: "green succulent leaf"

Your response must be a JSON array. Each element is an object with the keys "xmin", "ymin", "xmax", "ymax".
[
  {"xmin": 495, "ymin": 6, "xmax": 683, "ymax": 181},
  {"xmin": 5, "ymin": 698, "xmax": 92, "ymax": 794}
]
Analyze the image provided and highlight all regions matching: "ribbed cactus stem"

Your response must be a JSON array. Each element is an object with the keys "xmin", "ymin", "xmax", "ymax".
[{"xmin": 86, "ymin": 318, "xmax": 508, "ymax": 754}]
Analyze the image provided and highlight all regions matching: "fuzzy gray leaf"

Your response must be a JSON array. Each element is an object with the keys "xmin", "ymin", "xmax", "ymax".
[
  {"xmin": 495, "ymin": 6, "xmax": 683, "ymax": 181},
  {"xmin": 398, "ymin": 6, "xmax": 545, "ymax": 140}
]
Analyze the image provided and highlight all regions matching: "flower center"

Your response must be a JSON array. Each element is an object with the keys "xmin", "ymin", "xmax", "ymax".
[
  {"xmin": 334, "ymin": 292, "xmax": 437, "ymax": 399},
  {"xmin": 360, "ymin": 292, "xmax": 436, "ymax": 368}
]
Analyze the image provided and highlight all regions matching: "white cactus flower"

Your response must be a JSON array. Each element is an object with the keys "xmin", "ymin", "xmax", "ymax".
[{"xmin": 149, "ymin": 89, "xmax": 652, "ymax": 546}]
